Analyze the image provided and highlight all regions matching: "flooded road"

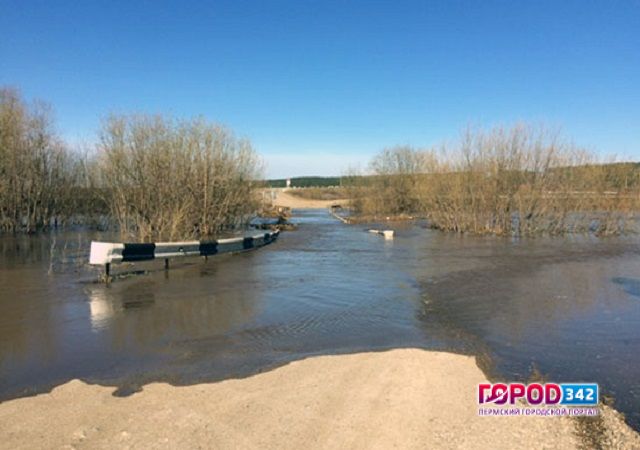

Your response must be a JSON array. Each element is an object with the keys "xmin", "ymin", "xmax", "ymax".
[{"xmin": 1, "ymin": 209, "xmax": 639, "ymax": 430}]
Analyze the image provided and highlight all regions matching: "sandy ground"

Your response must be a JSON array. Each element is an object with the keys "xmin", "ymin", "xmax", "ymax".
[
  {"xmin": 1, "ymin": 349, "xmax": 638, "ymax": 450},
  {"xmin": 269, "ymin": 188, "xmax": 348, "ymax": 209}
]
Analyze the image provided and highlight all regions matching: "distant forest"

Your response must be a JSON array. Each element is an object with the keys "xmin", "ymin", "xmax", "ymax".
[{"xmin": 266, "ymin": 162, "xmax": 640, "ymax": 190}]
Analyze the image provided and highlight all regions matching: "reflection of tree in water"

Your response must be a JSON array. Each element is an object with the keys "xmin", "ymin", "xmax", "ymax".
[
  {"xmin": 0, "ymin": 233, "xmax": 56, "ymax": 266},
  {"xmin": 0, "ymin": 231, "xmax": 264, "ymax": 398},
  {"xmin": 86, "ymin": 258, "xmax": 263, "ymax": 356},
  {"xmin": 0, "ymin": 230, "xmax": 116, "ymax": 277},
  {"xmin": 0, "ymin": 231, "xmax": 116, "ymax": 386},
  {"xmin": 0, "ymin": 254, "xmax": 71, "ymax": 388}
]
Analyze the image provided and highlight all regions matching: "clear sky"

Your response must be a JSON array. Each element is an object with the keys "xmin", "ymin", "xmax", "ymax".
[{"xmin": 1, "ymin": 0, "xmax": 639, "ymax": 178}]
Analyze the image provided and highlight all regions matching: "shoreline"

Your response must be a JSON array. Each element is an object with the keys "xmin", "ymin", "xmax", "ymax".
[
  {"xmin": 1, "ymin": 349, "xmax": 638, "ymax": 449},
  {"xmin": 268, "ymin": 188, "xmax": 349, "ymax": 209}
]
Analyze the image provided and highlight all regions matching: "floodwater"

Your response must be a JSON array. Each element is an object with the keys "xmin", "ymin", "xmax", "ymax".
[{"xmin": 1, "ymin": 209, "xmax": 639, "ymax": 430}]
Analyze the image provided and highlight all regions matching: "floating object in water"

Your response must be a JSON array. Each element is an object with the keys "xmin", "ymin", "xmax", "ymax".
[
  {"xmin": 330, "ymin": 209, "xmax": 350, "ymax": 223},
  {"xmin": 368, "ymin": 229, "xmax": 394, "ymax": 239}
]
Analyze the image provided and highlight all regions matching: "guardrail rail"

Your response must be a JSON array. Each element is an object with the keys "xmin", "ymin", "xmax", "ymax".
[{"xmin": 89, "ymin": 230, "xmax": 280, "ymax": 282}]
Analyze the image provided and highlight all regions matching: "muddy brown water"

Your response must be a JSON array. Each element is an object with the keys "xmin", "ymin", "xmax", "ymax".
[{"xmin": 1, "ymin": 209, "xmax": 639, "ymax": 430}]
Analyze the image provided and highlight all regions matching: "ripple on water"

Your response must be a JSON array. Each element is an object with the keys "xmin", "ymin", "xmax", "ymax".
[{"xmin": 0, "ymin": 209, "xmax": 639, "ymax": 431}]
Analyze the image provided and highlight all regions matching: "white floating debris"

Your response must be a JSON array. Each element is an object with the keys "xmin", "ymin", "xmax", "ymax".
[{"xmin": 368, "ymin": 229, "xmax": 394, "ymax": 239}]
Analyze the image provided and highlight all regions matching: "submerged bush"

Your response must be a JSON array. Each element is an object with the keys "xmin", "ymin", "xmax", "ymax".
[
  {"xmin": 0, "ymin": 88, "xmax": 81, "ymax": 232},
  {"xmin": 97, "ymin": 115, "xmax": 262, "ymax": 241},
  {"xmin": 347, "ymin": 125, "xmax": 640, "ymax": 236}
]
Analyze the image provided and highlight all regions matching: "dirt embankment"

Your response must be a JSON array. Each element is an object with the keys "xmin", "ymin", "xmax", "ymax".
[
  {"xmin": 2, "ymin": 349, "xmax": 638, "ymax": 449},
  {"xmin": 268, "ymin": 188, "xmax": 348, "ymax": 209}
]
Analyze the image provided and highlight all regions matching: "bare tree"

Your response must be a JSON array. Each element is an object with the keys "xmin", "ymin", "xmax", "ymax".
[
  {"xmin": 97, "ymin": 114, "xmax": 262, "ymax": 241},
  {"xmin": 0, "ymin": 88, "xmax": 79, "ymax": 232},
  {"xmin": 346, "ymin": 125, "xmax": 640, "ymax": 235}
]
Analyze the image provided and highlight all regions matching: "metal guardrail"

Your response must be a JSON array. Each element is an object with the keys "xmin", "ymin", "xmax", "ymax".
[{"xmin": 89, "ymin": 230, "xmax": 280, "ymax": 281}]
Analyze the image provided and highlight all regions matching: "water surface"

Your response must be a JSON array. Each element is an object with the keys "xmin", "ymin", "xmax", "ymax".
[{"xmin": 0, "ymin": 210, "xmax": 639, "ymax": 429}]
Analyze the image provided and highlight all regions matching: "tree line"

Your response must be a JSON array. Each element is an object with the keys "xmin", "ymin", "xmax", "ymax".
[
  {"xmin": 0, "ymin": 88, "xmax": 261, "ymax": 240},
  {"xmin": 3, "ymin": 88, "xmax": 638, "ymax": 238},
  {"xmin": 345, "ymin": 125, "xmax": 640, "ymax": 235},
  {"xmin": 266, "ymin": 177, "xmax": 341, "ymax": 188}
]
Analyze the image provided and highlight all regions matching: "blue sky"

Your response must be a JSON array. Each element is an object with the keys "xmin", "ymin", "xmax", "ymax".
[{"xmin": 1, "ymin": 0, "xmax": 639, "ymax": 178}]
